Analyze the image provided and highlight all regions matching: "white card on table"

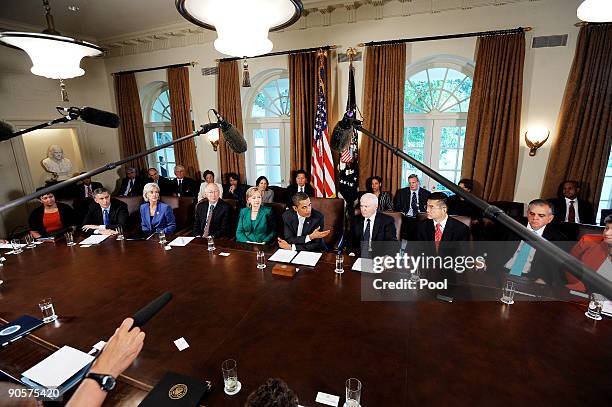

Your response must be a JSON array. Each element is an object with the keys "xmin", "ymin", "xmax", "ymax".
[
  {"xmin": 315, "ymin": 391, "xmax": 340, "ymax": 406},
  {"xmin": 174, "ymin": 337, "xmax": 189, "ymax": 351},
  {"xmin": 79, "ymin": 235, "xmax": 109, "ymax": 245},
  {"xmin": 168, "ymin": 237, "xmax": 195, "ymax": 247}
]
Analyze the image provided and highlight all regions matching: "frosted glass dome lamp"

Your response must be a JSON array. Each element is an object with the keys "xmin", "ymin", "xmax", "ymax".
[
  {"xmin": 577, "ymin": 0, "xmax": 612, "ymax": 22},
  {"xmin": 176, "ymin": 0, "xmax": 303, "ymax": 57}
]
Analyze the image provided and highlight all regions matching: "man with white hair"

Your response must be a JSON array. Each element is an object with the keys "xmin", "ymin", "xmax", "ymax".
[
  {"xmin": 171, "ymin": 165, "xmax": 198, "ymax": 197},
  {"xmin": 350, "ymin": 193, "xmax": 397, "ymax": 257},
  {"xmin": 193, "ymin": 182, "xmax": 232, "ymax": 238}
]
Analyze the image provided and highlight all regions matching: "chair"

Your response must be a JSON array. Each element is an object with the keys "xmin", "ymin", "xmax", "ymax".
[
  {"xmin": 600, "ymin": 209, "xmax": 612, "ymax": 225},
  {"xmin": 561, "ymin": 222, "xmax": 604, "ymax": 241},
  {"xmin": 161, "ymin": 196, "xmax": 196, "ymax": 233},
  {"xmin": 264, "ymin": 202, "xmax": 287, "ymax": 238},
  {"xmin": 114, "ymin": 196, "xmax": 143, "ymax": 215},
  {"xmin": 385, "ymin": 212, "xmax": 403, "ymax": 241},
  {"xmin": 491, "ymin": 201, "xmax": 525, "ymax": 221},
  {"xmin": 270, "ymin": 186, "xmax": 288, "ymax": 204},
  {"xmin": 310, "ymin": 197, "xmax": 344, "ymax": 247}
]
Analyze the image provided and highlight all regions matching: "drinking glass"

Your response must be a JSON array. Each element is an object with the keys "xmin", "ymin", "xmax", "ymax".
[
  {"xmin": 345, "ymin": 378, "xmax": 361, "ymax": 407},
  {"xmin": 500, "ymin": 280, "xmax": 516, "ymax": 305},
  {"xmin": 207, "ymin": 236, "xmax": 215, "ymax": 251},
  {"xmin": 335, "ymin": 254, "xmax": 344, "ymax": 274},
  {"xmin": 11, "ymin": 239, "xmax": 23, "ymax": 254},
  {"xmin": 409, "ymin": 267, "xmax": 420, "ymax": 283},
  {"xmin": 158, "ymin": 230, "xmax": 166, "ymax": 245},
  {"xmin": 64, "ymin": 231, "xmax": 76, "ymax": 247},
  {"xmin": 24, "ymin": 234, "xmax": 36, "ymax": 249},
  {"xmin": 222, "ymin": 359, "xmax": 239, "ymax": 395},
  {"xmin": 39, "ymin": 298, "xmax": 58, "ymax": 323},
  {"xmin": 256, "ymin": 250, "xmax": 266, "ymax": 269},
  {"xmin": 585, "ymin": 293, "xmax": 604, "ymax": 321},
  {"xmin": 115, "ymin": 225, "xmax": 124, "ymax": 241}
]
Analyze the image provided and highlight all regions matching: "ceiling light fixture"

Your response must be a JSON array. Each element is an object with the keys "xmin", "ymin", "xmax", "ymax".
[
  {"xmin": 577, "ymin": 0, "xmax": 612, "ymax": 22},
  {"xmin": 176, "ymin": 0, "xmax": 303, "ymax": 57}
]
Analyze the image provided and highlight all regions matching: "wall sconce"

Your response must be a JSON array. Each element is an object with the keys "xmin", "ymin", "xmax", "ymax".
[
  {"xmin": 525, "ymin": 127, "xmax": 550, "ymax": 156},
  {"xmin": 207, "ymin": 128, "xmax": 220, "ymax": 151}
]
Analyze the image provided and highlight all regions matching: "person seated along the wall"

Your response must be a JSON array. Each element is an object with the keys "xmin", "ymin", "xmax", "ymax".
[
  {"xmin": 28, "ymin": 190, "xmax": 75, "ymax": 238},
  {"xmin": 394, "ymin": 174, "xmax": 430, "ymax": 217},
  {"xmin": 278, "ymin": 192, "xmax": 329, "ymax": 252},
  {"xmin": 285, "ymin": 170, "xmax": 315, "ymax": 206},
  {"xmin": 548, "ymin": 180, "xmax": 596, "ymax": 225},
  {"xmin": 223, "ymin": 172, "xmax": 248, "ymax": 208},
  {"xmin": 501, "ymin": 199, "xmax": 568, "ymax": 286},
  {"xmin": 349, "ymin": 193, "xmax": 397, "ymax": 257},
  {"xmin": 72, "ymin": 174, "xmax": 104, "ymax": 200},
  {"xmin": 193, "ymin": 183, "xmax": 232, "ymax": 238},
  {"xmin": 140, "ymin": 182, "xmax": 176, "ymax": 234},
  {"xmin": 171, "ymin": 164, "xmax": 198, "ymax": 197},
  {"xmin": 365, "ymin": 175, "xmax": 393, "ymax": 212},
  {"xmin": 244, "ymin": 378, "xmax": 299, "ymax": 407},
  {"xmin": 256, "ymin": 175, "xmax": 275, "ymax": 203},
  {"xmin": 81, "ymin": 188, "xmax": 129, "ymax": 235},
  {"xmin": 447, "ymin": 178, "xmax": 482, "ymax": 219},
  {"xmin": 197, "ymin": 169, "xmax": 224, "ymax": 201},
  {"xmin": 115, "ymin": 167, "xmax": 144, "ymax": 197},
  {"xmin": 147, "ymin": 167, "xmax": 174, "ymax": 196},
  {"xmin": 235, "ymin": 187, "xmax": 276, "ymax": 244}
]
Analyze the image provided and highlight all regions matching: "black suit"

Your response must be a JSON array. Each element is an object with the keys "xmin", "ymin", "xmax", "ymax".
[
  {"xmin": 416, "ymin": 217, "xmax": 471, "ymax": 258},
  {"xmin": 116, "ymin": 177, "xmax": 145, "ymax": 197},
  {"xmin": 223, "ymin": 184, "xmax": 248, "ymax": 208},
  {"xmin": 448, "ymin": 195, "xmax": 482, "ymax": 219},
  {"xmin": 282, "ymin": 209, "xmax": 326, "ymax": 252},
  {"xmin": 193, "ymin": 199, "xmax": 232, "ymax": 238},
  {"xmin": 394, "ymin": 187, "xmax": 430, "ymax": 216},
  {"xmin": 350, "ymin": 212, "xmax": 397, "ymax": 257},
  {"xmin": 81, "ymin": 199, "xmax": 129, "ymax": 234},
  {"xmin": 148, "ymin": 176, "xmax": 174, "ymax": 196},
  {"xmin": 171, "ymin": 177, "xmax": 199, "ymax": 197},
  {"xmin": 548, "ymin": 198, "xmax": 595, "ymax": 225},
  {"xmin": 285, "ymin": 184, "xmax": 315, "ymax": 205}
]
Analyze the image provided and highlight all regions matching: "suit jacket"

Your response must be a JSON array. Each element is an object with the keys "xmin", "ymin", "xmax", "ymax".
[
  {"xmin": 28, "ymin": 202, "xmax": 75, "ymax": 236},
  {"xmin": 236, "ymin": 206, "xmax": 276, "ymax": 244},
  {"xmin": 549, "ymin": 198, "xmax": 595, "ymax": 225},
  {"xmin": 567, "ymin": 234, "xmax": 608, "ymax": 292},
  {"xmin": 72, "ymin": 182, "xmax": 104, "ymax": 199},
  {"xmin": 282, "ymin": 209, "xmax": 326, "ymax": 252},
  {"xmin": 148, "ymin": 176, "xmax": 174, "ymax": 196},
  {"xmin": 223, "ymin": 184, "xmax": 248, "ymax": 208},
  {"xmin": 81, "ymin": 199, "xmax": 129, "ymax": 234},
  {"xmin": 171, "ymin": 177, "xmax": 199, "ymax": 197},
  {"xmin": 501, "ymin": 223, "xmax": 568, "ymax": 286},
  {"xmin": 193, "ymin": 199, "xmax": 232, "ymax": 238},
  {"xmin": 140, "ymin": 202, "xmax": 176, "ymax": 234},
  {"xmin": 116, "ymin": 177, "xmax": 145, "ymax": 197},
  {"xmin": 416, "ymin": 217, "xmax": 471, "ymax": 259},
  {"xmin": 285, "ymin": 184, "xmax": 315, "ymax": 205},
  {"xmin": 448, "ymin": 195, "xmax": 482, "ymax": 219},
  {"xmin": 350, "ymin": 212, "xmax": 397, "ymax": 256},
  {"xmin": 394, "ymin": 187, "xmax": 430, "ymax": 216}
]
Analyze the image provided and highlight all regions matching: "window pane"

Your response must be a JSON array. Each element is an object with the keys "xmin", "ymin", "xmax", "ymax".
[
  {"xmin": 268, "ymin": 166, "xmax": 281, "ymax": 184},
  {"xmin": 441, "ymin": 127, "xmax": 459, "ymax": 148},
  {"xmin": 255, "ymin": 148, "xmax": 265, "ymax": 164},
  {"xmin": 439, "ymin": 149, "xmax": 458, "ymax": 170},
  {"xmin": 601, "ymin": 178, "xmax": 612, "ymax": 203},
  {"xmin": 253, "ymin": 129, "xmax": 265, "ymax": 146},
  {"xmin": 251, "ymin": 77, "xmax": 290, "ymax": 118},
  {"xmin": 267, "ymin": 129, "xmax": 280, "ymax": 146},
  {"xmin": 405, "ymin": 127, "xmax": 425, "ymax": 148},
  {"xmin": 405, "ymin": 68, "xmax": 472, "ymax": 115},
  {"xmin": 265, "ymin": 147, "xmax": 281, "ymax": 165},
  {"xmin": 151, "ymin": 90, "xmax": 171, "ymax": 123}
]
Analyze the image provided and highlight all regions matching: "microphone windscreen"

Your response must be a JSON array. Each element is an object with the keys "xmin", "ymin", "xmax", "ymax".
[
  {"xmin": 80, "ymin": 107, "xmax": 121, "ymax": 129},
  {"xmin": 132, "ymin": 291, "xmax": 173, "ymax": 328},
  {"xmin": 220, "ymin": 121, "xmax": 248, "ymax": 153},
  {"xmin": 0, "ymin": 120, "xmax": 16, "ymax": 142},
  {"xmin": 330, "ymin": 119, "xmax": 353, "ymax": 152}
]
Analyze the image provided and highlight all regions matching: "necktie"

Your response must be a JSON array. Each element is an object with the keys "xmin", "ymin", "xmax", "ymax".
[
  {"xmin": 299, "ymin": 186, "xmax": 304, "ymax": 193},
  {"xmin": 410, "ymin": 191, "xmax": 418, "ymax": 217},
  {"xmin": 509, "ymin": 241, "xmax": 532, "ymax": 276},
  {"xmin": 103, "ymin": 209, "xmax": 109, "ymax": 227},
  {"xmin": 125, "ymin": 179, "xmax": 133, "ymax": 195},
  {"xmin": 568, "ymin": 201, "xmax": 576, "ymax": 223},
  {"xmin": 297, "ymin": 217, "xmax": 304, "ymax": 237},
  {"xmin": 203, "ymin": 204, "xmax": 215, "ymax": 237},
  {"xmin": 434, "ymin": 223, "xmax": 442, "ymax": 251},
  {"xmin": 362, "ymin": 219, "xmax": 371, "ymax": 242},
  {"xmin": 86, "ymin": 186, "xmax": 92, "ymax": 198}
]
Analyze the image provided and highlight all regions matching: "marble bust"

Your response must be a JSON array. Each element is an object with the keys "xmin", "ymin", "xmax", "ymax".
[{"xmin": 42, "ymin": 144, "xmax": 73, "ymax": 181}]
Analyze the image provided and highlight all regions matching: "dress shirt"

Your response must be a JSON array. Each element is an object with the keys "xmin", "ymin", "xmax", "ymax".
[
  {"xmin": 93, "ymin": 205, "xmax": 111, "ymax": 234},
  {"xmin": 504, "ymin": 223, "xmax": 546, "ymax": 274},
  {"xmin": 124, "ymin": 179, "xmax": 134, "ymax": 195},
  {"xmin": 291, "ymin": 214, "xmax": 312, "ymax": 251},
  {"xmin": 409, "ymin": 190, "xmax": 419, "ymax": 217},
  {"xmin": 362, "ymin": 212, "xmax": 377, "ymax": 243},
  {"xmin": 433, "ymin": 216, "xmax": 448, "ymax": 234},
  {"xmin": 564, "ymin": 197, "xmax": 580, "ymax": 223}
]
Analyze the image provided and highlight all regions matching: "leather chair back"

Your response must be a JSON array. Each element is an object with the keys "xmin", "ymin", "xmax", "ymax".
[
  {"xmin": 560, "ymin": 222, "xmax": 604, "ymax": 241},
  {"xmin": 385, "ymin": 212, "xmax": 403, "ymax": 241},
  {"xmin": 491, "ymin": 201, "xmax": 524, "ymax": 220},
  {"xmin": 310, "ymin": 197, "xmax": 344, "ymax": 246},
  {"xmin": 161, "ymin": 196, "xmax": 196, "ymax": 232},
  {"xmin": 114, "ymin": 196, "xmax": 143, "ymax": 215},
  {"xmin": 270, "ymin": 186, "xmax": 289, "ymax": 204},
  {"xmin": 264, "ymin": 202, "xmax": 287, "ymax": 238}
]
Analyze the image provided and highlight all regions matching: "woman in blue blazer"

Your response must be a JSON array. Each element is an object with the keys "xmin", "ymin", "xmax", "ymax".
[
  {"xmin": 236, "ymin": 187, "xmax": 276, "ymax": 244},
  {"xmin": 140, "ymin": 182, "xmax": 176, "ymax": 234}
]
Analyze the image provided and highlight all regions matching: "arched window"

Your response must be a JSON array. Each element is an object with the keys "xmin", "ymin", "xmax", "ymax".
[
  {"xmin": 244, "ymin": 71, "xmax": 290, "ymax": 186},
  {"xmin": 403, "ymin": 58, "xmax": 474, "ymax": 193},
  {"xmin": 143, "ymin": 83, "xmax": 174, "ymax": 177}
]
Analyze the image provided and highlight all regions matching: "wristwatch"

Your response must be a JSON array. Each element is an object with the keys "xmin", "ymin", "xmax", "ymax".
[{"xmin": 85, "ymin": 373, "xmax": 116, "ymax": 392}]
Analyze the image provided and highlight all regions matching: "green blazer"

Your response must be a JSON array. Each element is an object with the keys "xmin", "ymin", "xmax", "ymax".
[{"xmin": 235, "ymin": 206, "xmax": 276, "ymax": 244}]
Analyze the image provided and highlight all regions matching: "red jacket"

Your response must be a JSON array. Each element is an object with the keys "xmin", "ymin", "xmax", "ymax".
[{"xmin": 567, "ymin": 235, "xmax": 607, "ymax": 292}]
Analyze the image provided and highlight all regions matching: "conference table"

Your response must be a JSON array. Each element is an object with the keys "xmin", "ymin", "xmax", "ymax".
[{"xmin": 0, "ymin": 237, "xmax": 611, "ymax": 406}]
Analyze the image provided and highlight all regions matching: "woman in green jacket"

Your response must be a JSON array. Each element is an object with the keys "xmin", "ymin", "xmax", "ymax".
[{"xmin": 236, "ymin": 186, "xmax": 276, "ymax": 244}]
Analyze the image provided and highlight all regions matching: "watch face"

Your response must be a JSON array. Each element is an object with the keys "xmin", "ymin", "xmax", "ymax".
[{"xmin": 101, "ymin": 375, "xmax": 116, "ymax": 390}]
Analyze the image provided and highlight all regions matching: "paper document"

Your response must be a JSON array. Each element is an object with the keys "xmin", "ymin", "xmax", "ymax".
[
  {"xmin": 268, "ymin": 249, "xmax": 298, "ymax": 263},
  {"xmin": 79, "ymin": 235, "xmax": 109, "ymax": 245},
  {"xmin": 168, "ymin": 237, "xmax": 195, "ymax": 247},
  {"xmin": 352, "ymin": 258, "xmax": 375, "ymax": 273},
  {"xmin": 291, "ymin": 251, "xmax": 322, "ymax": 267},
  {"xmin": 22, "ymin": 346, "xmax": 94, "ymax": 388},
  {"xmin": 603, "ymin": 300, "xmax": 612, "ymax": 317},
  {"xmin": 0, "ymin": 243, "xmax": 25, "ymax": 249}
]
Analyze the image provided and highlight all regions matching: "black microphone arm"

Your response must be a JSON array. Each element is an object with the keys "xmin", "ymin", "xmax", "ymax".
[
  {"xmin": 0, "ymin": 122, "xmax": 220, "ymax": 213},
  {"xmin": 346, "ymin": 115, "xmax": 612, "ymax": 299}
]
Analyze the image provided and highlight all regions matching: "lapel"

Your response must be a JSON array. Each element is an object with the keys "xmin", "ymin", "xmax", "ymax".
[
  {"xmin": 441, "ymin": 219, "xmax": 451, "ymax": 241},
  {"xmin": 371, "ymin": 216, "xmax": 380, "ymax": 240},
  {"xmin": 250, "ymin": 207, "xmax": 265, "ymax": 231},
  {"xmin": 289, "ymin": 211, "xmax": 299, "ymax": 234},
  {"xmin": 152, "ymin": 204, "xmax": 163, "ymax": 226}
]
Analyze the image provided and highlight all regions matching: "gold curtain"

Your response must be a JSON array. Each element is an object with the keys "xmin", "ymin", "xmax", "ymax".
[
  {"xmin": 167, "ymin": 66, "xmax": 200, "ymax": 179},
  {"xmin": 217, "ymin": 60, "xmax": 246, "ymax": 181},
  {"xmin": 114, "ymin": 73, "xmax": 148, "ymax": 171},
  {"xmin": 541, "ymin": 24, "xmax": 612, "ymax": 210},
  {"xmin": 461, "ymin": 32, "xmax": 525, "ymax": 201},
  {"xmin": 359, "ymin": 43, "xmax": 406, "ymax": 193}
]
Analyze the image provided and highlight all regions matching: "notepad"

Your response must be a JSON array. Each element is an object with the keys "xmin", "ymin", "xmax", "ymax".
[
  {"xmin": 79, "ymin": 235, "xmax": 109, "ymax": 245},
  {"xmin": 168, "ymin": 237, "xmax": 195, "ymax": 247},
  {"xmin": 291, "ymin": 251, "xmax": 322, "ymax": 267},
  {"xmin": 268, "ymin": 249, "xmax": 298, "ymax": 263},
  {"xmin": 22, "ymin": 346, "xmax": 94, "ymax": 388}
]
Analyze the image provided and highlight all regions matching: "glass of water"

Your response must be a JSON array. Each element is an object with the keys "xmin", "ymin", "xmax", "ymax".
[
  {"xmin": 39, "ymin": 298, "xmax": 58, "ymax": 323},
  {"xmin": 585, "ymin": 293, "xmax": 604, "ymax": 321},
  {"xmin": 10, "ymin": 239, "xmax": 23, "ymax": 254},
  {"xmin": 207, "ymin": 236, "xmax": 215, "ymax": 251},
  {"xmin": 65, "ymin": 231, "xmax": 76, "ymax": 247},
  {"xmin": 256, "ymin": 250, "xmax": 266, "ymax": 269},
  {"xmin": 335, "ymin": 254, "xmax": 344, "ymax": 274},
  {"xmin": 24, "ymin": 234, "xmax": 36, "ymax": 249},
  {"xmin": 500, "ymin": 280, "xmax": 516, "ymax": 305},
  {"xmin": 345, "ymin": 378, "xmax": 361, "ymax": 407},
  {"xmin": 115, "ymin": 225, "xmax": 124, "ymax": 241},
  {"xmin": 409, "ymin": 266, "xmax": 420, "ymax": 283},
  {"xmin": 158, "ymin": 230, "xmax": 166, "ymax": 245},
  {"xmin": 222, "ymin": 359, "xmax": 239, "ymax": 395}
]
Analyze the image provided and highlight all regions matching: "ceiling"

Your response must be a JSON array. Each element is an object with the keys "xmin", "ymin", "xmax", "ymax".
[{"xmin": 0, "ymin": 0, "xmax": 325, "ymax": 41}]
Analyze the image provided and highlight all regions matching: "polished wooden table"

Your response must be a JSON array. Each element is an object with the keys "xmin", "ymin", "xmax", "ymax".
[{"xmin": 0, "ymin": 238, "xmax": 611, "ymax": 406}]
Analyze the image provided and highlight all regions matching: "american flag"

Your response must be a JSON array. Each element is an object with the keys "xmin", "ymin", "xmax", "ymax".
[{"xmin": 311, "ymin": 65, "xmax": 336, "ymax": 198}]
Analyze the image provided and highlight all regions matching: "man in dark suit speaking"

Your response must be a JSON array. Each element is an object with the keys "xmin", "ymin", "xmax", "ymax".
[
  {"xmin": 417, "ymin": 192, "xmax": 471, "ymax": 248},
  {"xmin": 81, "ymin": 188, "xmax": 129, "ymax": 235},
  {"xmin": 278, "ymin": 192, "xmax": 330, "ymax": 252},
  {"xmin": 350, "ymin": 193, "xmax": 397, "ymax": 257},
  {"xmin": 193, "ymin": 183, "xmax": 232, "ymax": 238},
  {"xmin": 171, "ymin": 165, "xmax": 198, "ymax": 198}
]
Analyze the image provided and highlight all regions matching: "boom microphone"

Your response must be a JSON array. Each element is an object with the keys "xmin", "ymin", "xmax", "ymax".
[
  {"xmin": 132, "ymin": 291, "xmax": 173, "ymax": 328},
  {"xmin": 0, "ymin": 120, "xmax": 16, "ymax": 142},
  {"xmin": 212, "ymin": 109, "xmax": 247, "ymax": 153},
  {"xmin": 58, "ymin": 106, "xmax": 121, "ymax": 128},
  {"xmin": 330, "ymin": 112, "xmax": 357, "ymax": 153}
]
